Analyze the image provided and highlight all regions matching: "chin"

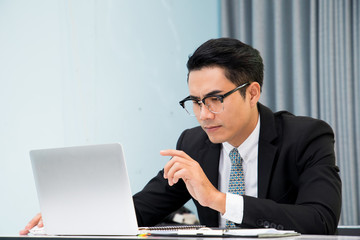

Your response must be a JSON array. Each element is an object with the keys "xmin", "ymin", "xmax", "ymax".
[{"xmin": 207, "ymin": 136, "xmax": 226, "ymax": 144}]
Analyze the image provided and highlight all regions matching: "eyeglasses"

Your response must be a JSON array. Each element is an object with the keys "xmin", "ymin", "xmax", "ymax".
[{"xmin": 179, "ymin": 82, "xmax": 249, "ymax": 116}]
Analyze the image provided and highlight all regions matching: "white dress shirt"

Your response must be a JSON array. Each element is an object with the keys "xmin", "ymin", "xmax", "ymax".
[{"xmin": 218, "ymin": 117, "xmax": 260, "ymax": 227}]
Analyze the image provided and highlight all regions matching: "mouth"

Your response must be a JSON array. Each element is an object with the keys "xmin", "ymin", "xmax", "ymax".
[{"xmin": 203, "ymin": 125, "xmax": 222, "ymax": 133}]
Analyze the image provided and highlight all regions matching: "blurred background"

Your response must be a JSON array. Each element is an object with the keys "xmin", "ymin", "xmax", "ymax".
[{"xmin": 0, "ymin": 0, "xmax": 358, "ymax": 234}]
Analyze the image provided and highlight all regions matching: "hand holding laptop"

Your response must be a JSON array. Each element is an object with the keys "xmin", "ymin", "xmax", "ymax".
[{"xmin": 19, "ymin": 213, "xmax": 43, "ymax": 235}]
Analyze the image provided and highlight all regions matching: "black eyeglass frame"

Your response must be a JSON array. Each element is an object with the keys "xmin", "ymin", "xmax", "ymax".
[{"xmin": 179, "ymin": 82, "xmax": 250, "ymax": 115}]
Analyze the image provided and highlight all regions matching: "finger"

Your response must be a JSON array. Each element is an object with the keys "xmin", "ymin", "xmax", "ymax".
[
  {"xmin": 26, "ymin": 213, "xmax": 42, "ymax": 230},
  {"xmin": 165, "ymin": 160, "xmax": 192, "ymax": 186},
  {"xmin": 19, "ymin": 229, "xmax": 29, "ymax": 235},
  {"xmin": 38, "ymin": 217, "xmax": 44, "ymax": 227},
  {"xmin": 19, "ymin": 213, "xmax": 42, "ymax": 235},
  {"xmin": 164, "ymin": 159, "xmax": 181, "ymax": 185},
  {"xmin": 165, "ymin": 160, "xmax": 182, "ymax": 185},
  {"xmin": 160, "ymin": 149, "xmax": 189, "ymax": 159},
  {"xmin": 163, "ymin": 157, "xmax": 173, "ymax": 179},
  {"xmin": 163, "ymin": 156, "xmax": 191, "ymax": 179},
  {"xmin": 171, "ymin": 168, "xmax": 188, "ymax": 185}
]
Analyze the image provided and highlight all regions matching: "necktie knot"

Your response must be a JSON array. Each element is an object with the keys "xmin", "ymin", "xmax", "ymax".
[{"xmin": 229, "ymin": 148, "xmax": 242, "ymax": 166}]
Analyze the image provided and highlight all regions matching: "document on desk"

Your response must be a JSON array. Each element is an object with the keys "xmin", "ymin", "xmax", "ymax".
[
  {"xmin": 224, "ymin": 228, "xmax": 300, "ymax": 238},
  {"xmin": 146, "ymin": 227, "xmax": 300, "ymax": 238}
]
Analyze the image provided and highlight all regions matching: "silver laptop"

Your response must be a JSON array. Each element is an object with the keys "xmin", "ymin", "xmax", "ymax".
[{"xmin": 30, "ymin": 143, "xmax": 139, "ymax": 236}]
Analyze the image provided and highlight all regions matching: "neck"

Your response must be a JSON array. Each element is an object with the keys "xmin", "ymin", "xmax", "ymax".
[{"xmin": 229, "ymin": 109, "xmax": 259, "ymax": 148}]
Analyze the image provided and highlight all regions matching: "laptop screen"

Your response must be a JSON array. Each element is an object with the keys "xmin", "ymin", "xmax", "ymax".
[{"xmin": 30, "ymin": 143, "xmax": 139, "ymax": 235}]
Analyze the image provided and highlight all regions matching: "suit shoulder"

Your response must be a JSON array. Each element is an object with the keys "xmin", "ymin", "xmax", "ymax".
[
  {"xmin": 274, "ymin": 110, "xmax": 334, "ymax": 133},
  {"xmin": 272, "ymin": 111, "xmax": 335, "ymax": 148}
]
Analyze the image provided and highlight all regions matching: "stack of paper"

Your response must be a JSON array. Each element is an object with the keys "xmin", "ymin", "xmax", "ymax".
[{"xmin": 147, "ymin": 227, "xmax": 300, "ymax": 238}]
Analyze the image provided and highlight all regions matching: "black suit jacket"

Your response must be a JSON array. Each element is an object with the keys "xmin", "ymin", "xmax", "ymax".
[{"xmin": 133, "ymin": 103, "xmax": 341, "ymax": 234}]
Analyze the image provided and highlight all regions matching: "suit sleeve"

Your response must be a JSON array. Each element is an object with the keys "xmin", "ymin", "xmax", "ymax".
[{"xmin": 241, "ymin": 119, "xmax": 341, "ymax": 234}]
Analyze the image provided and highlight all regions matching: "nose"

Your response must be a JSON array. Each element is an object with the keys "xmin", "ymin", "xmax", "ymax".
[{"xmin": 199, "ymin": 104, "xmax": 215, "ymax": 120}]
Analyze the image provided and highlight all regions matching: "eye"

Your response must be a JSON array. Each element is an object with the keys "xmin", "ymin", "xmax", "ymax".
[
  {"xmin": 206, "ymin": 96, "xmax": 221, "ymax": 104},
  {"xmin": 210, "ymin": 96, "xmax": 220, "ymax": 101}
]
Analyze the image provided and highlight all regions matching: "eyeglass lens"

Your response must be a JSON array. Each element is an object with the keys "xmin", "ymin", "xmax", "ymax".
[{"xmin": 183, "ymin": 97, "xmax": 224, "ymax": 116}]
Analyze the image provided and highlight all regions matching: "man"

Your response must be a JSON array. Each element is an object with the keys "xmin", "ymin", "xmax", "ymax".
[{"xmin": 20, "ymin": 38, "xmax": 341, "ymax": 235}]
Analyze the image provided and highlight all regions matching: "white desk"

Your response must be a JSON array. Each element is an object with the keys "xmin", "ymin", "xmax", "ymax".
[{"xmin": 1, "ymin": 235, "xmax": 360, "ymax": 240}]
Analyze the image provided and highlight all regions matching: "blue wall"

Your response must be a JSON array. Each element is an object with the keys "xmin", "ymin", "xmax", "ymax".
[{"xmin": 0, "ymin": 0, "xmax": 220, "ymax": 234}]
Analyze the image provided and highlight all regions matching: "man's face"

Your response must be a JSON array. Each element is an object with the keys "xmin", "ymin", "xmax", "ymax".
[{"xmin": 188, "ymin": 67, "xmax": 258, "ymax": 147}]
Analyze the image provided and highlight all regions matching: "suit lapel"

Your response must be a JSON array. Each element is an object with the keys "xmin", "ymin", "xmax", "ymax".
[
  {"xmin": 258, "ymin": 140, "xmax": 277, "ymax": 198},
  {"xmin": 257, "ymin": 103, "xmax": 279, "ymax": 199},
  {"xmin": 198, "ymin": 139, "xmax": 221, "ymax": 189},
  {"xmin": 195, "ymin": 137, "xmax": 221, "ymax": 226}
]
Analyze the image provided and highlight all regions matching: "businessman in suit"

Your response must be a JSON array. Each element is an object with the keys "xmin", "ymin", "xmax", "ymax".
[
  {"xmin": 133, "ymin": 38, "xmax": 341, "ymax": 234},
  {"xmin": 20, "ymin": 38, "xmax": 341, "ymax": 235}
]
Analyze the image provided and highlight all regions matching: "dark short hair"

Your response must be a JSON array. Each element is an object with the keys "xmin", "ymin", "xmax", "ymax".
[{"xmin": 186, "ymin": 38, "xmax": 264, "ymax": 97}]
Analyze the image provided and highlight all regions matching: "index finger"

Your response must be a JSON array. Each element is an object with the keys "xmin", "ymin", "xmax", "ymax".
[
  {"xmin": 160, "ymin": 149, "xmax": 188, "ymax": 158},
  {"xmin": 27, "ymin": 213, "xmax": 42, "ymax": 229}
]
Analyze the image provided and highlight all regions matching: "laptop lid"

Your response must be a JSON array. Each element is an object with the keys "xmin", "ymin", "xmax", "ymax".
[{"xmin": 30, "ymin": 143, "xmax": 139, "ymax": 235}]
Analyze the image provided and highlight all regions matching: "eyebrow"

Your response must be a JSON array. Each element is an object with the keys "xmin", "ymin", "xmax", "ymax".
[{"xmin": 189, "ymin": 90, "xmax": 224, "ymax": 99}]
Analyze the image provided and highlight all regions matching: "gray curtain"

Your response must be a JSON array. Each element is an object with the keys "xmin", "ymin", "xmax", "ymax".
[{"xmin": 221, "ymin": 0, "xmax": 360, "ymax": 225}]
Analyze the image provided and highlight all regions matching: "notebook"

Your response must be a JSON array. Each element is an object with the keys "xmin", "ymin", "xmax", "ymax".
[{"xmin": 30, "ymin": 143, "xmax": 139, "ymax": 236}]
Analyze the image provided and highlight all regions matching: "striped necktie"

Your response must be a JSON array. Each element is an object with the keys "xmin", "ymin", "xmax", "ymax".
[{"xmin": 226, "ymin": 148, "xmax": 245, "ymax": 228}]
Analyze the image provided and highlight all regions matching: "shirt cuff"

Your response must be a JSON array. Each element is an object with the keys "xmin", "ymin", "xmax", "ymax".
[{"xmin": 222, "ymin": 192, "xmax": 244, "ymax": 224}]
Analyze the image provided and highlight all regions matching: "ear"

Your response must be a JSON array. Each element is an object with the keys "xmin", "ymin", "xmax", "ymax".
[{"xmin": 247, "ymin": 82, "xmax": 261, "ymax": 108}]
